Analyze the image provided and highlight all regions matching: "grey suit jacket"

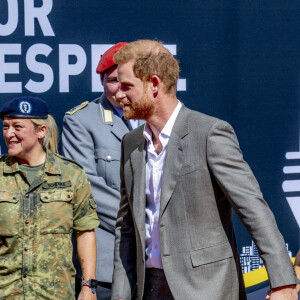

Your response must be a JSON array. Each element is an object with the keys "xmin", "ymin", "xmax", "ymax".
[
  {"xmin": 62, "ymin": 94, "xmax": 143, "ymax": 283},
  {"xmin": 112, "ymin": 105, "xmax": 298, "ymax": 299}
]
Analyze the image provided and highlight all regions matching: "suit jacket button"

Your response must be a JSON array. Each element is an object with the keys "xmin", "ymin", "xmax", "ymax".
[{"xmin": 106, "ymin": 155, "xmax": 112, "ymax": 162}]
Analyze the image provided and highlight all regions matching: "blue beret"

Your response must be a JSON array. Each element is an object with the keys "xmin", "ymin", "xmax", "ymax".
[{"xmin": 0, "ymin": 96, "xmax": 49, "ymax": 119}]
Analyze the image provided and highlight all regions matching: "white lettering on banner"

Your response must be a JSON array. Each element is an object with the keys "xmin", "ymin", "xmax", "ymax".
[
  {"xmin": 0, "ymin": 0, "xmax": 18, "ymax": 36},
  {"xmin": 59, "ymin": 44, "xmax": 87, "ymax": 93},
  {"xmin": 282, "ymin": 148, "xmax": 300, "ymax": 228},
  {"xmin": 0, "ymin": 43, "xmax": 187, "ymax": 94},
  {"xmin": 0, "ymin": 2, "xmax": 187, "ymax": 93},
  {"xmin": 25, "ymin": 44, "xmax": 53, "ymax": 93},
  {"xmin": 0, "ymin": 0, "xmax": 54, "ymax": 37},
  {"xmin": 24, "ymin": 0, "xmax": 55, "ymax": 36},
  {"xmin": 0, "ymin": 44, "xmax": 22, "ymax": 93}
]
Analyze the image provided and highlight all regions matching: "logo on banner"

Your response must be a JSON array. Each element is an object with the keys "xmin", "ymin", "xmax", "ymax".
[{"xmin": 240, "ymin": 241, "xmax": 292, "ymax": 289}]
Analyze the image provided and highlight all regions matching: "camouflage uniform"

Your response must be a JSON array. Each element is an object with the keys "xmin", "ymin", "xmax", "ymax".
[{"xmin": 0, "ymin": 151, "xmax": 99, "ymax": 300}]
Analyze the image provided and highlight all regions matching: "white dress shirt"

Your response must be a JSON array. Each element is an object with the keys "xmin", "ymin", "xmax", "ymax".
[{"xmin": 143, "ymin": 101, "xmax": 182, "ymax": 269}]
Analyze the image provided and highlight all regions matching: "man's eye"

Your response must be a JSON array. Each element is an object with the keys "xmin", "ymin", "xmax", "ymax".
[{"xmin": 121, "ymin": 85, "xmax": 130, "ymax": 91}]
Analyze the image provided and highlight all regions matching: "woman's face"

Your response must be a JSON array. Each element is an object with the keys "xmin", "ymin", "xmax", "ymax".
[{"xmin": 3, "ymin": 118, "xmax": 44, "ymax": 163}]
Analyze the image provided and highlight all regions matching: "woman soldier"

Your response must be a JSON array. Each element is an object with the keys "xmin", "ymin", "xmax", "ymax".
[{"xmin": 0, "ymin": 96, "xmax": 99, "ymax": 299}]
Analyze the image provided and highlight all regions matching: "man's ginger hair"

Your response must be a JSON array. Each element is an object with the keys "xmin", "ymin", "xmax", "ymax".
[{"xmin": 114, "ymin": 40, "xmax": 179, "ymax": 94}]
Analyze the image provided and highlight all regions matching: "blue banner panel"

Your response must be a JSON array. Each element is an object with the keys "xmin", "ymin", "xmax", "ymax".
[{"xmin": 1, "ymin": 0, "xmax": 300, "ymax": 296}]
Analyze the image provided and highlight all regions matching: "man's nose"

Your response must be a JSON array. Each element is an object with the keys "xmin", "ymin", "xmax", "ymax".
[{"xmin": 116, "ymin": 88, "xmax": 125, "ymax": 100}]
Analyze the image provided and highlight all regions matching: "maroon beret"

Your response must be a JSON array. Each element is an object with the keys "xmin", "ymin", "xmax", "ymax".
[{"xmin": 96, "ymin": 42, "xmax": 127, "ymax": 75}]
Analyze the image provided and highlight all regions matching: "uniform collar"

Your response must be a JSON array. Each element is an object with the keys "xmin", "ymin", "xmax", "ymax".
[
  {"xmin": 43, "ymin": 151, "xmax": 61, "ymax": 175},
  {"xmin": 4, "ymin": 150, "xmax": 61, "ymax": 175},
  {"xmin": 4, "ymin": 156, "xmax": 20, "ymax": 174}
]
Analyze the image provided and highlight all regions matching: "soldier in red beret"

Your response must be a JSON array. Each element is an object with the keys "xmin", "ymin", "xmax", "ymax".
[
  {"xmin": 96, "ymin": 42, "xmax": 128, "ymax": 110},
  {"xmin": 62, "ymin": 43, "xmax": 144, "ymax": 299}
]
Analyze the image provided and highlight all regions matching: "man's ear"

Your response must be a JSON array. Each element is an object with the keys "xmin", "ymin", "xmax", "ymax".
[{"xmin": 150, "ymin": 75, "xmax": 160, "ymax": 95}]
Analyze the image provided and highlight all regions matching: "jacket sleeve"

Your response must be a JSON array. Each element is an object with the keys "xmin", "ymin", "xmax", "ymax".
[
  {"xmin": 111, "ymin": 138, "xmax": 137, "ymax": 300},
  {"xmin": 206, "ymin": 120, "xmax": 299, "ymax": 289},
  {"xmin": 62, "ymin": 114, "xmax": 120, "ymax": 232}
]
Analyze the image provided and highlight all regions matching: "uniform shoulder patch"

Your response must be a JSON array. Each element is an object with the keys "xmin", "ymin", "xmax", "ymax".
[
  {"xmin": 55, "ymin": 153, "xmax": 83, "ymax": 169},
  {"xmin": 99, "ymin": 103, "xmax": 113, "ymax": 124},
  {"xmin": 65, "ymin": 101, "xmax": 89, "ymax": 115}
]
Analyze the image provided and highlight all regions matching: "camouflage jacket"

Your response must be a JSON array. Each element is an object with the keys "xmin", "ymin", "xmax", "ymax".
[{"xmin": 0, "ymin": 151, "xmax": 99, "ymax": 300}]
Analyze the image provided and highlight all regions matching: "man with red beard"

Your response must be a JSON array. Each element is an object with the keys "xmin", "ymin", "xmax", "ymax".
[
  {"xmin": 111, "ymin": 40, "xmax": 299, "ymax": 300},
  {"xmin": 62, "ymin": 43, "xmax": 143, "ymax": 300}
]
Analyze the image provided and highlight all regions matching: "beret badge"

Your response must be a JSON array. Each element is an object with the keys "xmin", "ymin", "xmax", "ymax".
[{"xmin": 19, "ymin": 101, "xmax": 32, "ymax": 114}]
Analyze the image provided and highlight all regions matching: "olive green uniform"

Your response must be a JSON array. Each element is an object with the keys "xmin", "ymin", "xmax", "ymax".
[{"xmin": 0, "ymin": 151, "xmax": 99, "ymax": 300}]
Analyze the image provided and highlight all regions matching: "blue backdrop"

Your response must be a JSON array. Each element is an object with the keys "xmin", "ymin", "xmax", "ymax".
[{"xmin": 1, "ymin": 0, "xmax": 300, "ymax": 297}]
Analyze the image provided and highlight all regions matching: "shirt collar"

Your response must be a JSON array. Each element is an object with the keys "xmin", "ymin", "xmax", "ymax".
[
  {"xmin": 43, "ymin": 151, "xmax": 62, "ymax": 175},
  {"xmin": 143, "ymin": 101, "xmax": 182, "ymax": 143},
  {"xmin": 3, "ymin": 156, "xmax": 20, "ymax": 174},
  {"xmin": 161, "ymin": 101, "xmax": 182, "ymax": 137},
  {"xmin": 113, "ymin": 106, "xmax": 123, "ymax": 118}
]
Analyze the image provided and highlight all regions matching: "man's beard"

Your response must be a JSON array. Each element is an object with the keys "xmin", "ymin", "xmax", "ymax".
[{"xmin": 123, "ymin": 92, "xmax": 155, "ymax": 120}]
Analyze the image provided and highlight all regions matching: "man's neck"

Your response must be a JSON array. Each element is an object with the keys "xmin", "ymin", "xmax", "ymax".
[
  {"xmin": 147, "ymin": 96, "xmax": 179, "ymax": 137},
  {"xmin": 147, "ymin": 124, "xmax": 163, "ymax": 155},
  {"xmin": 146, "ymin": 96, "xmax": 179, "ymax": 154}
]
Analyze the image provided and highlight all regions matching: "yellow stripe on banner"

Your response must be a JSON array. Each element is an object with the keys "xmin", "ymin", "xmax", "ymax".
[{"xmin": 243, "ymin": 257, "xmax": 295, "ymax": 288}]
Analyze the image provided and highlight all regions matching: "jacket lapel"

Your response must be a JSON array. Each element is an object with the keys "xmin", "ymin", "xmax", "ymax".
[
  {"xmin": 159, "ymin": 105, "xmax": 189, "ymax": 218},
  {"xmin": 111, "ymin": 114, "xmax": 129, "ymax": 141},
  {"xmin": 127, "ymin": 106, "xmax": 189, "ymax": 246},
  {"xmin": 131, "ymin": 137, "xmax": 147, "ymax": 250}
]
